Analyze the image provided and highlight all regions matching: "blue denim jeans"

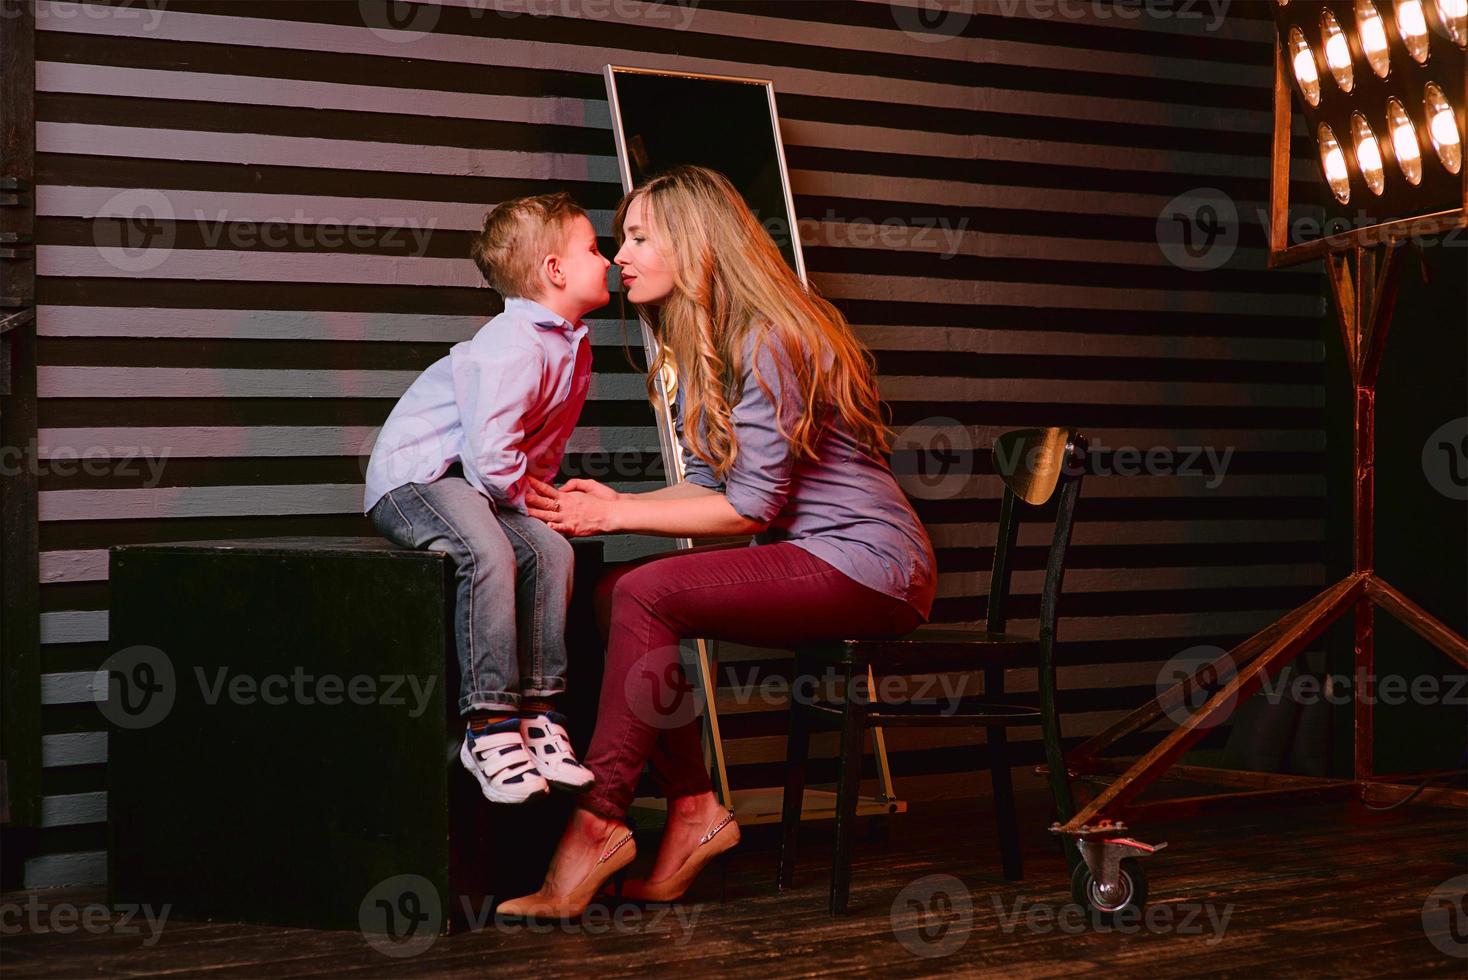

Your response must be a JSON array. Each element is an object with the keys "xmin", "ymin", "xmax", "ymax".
[{"xmin": 368, "ymin": 467, "xmax": 573, "ymax": 714}]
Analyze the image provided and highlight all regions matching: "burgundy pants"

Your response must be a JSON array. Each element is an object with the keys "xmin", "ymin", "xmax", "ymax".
[{"xmin": 579, "ymin": 540, "xmax": 923, "ymax": 821}]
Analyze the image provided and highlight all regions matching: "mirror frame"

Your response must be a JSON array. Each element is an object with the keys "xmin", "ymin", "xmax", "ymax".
[{"xmin": 601, "ymin": 64, "xmax": 808, "ymax": 503}]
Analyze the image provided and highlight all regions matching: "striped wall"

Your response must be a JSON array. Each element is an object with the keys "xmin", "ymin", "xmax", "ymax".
[{"xmin": 26, "ymin": 0, "xmax": 1326, "ymax": 887}]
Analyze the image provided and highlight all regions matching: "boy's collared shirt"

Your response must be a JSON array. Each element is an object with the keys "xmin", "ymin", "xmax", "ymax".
[{"xmin": 364, "ymin": 296, "xmax": 592, "ymax": 516}]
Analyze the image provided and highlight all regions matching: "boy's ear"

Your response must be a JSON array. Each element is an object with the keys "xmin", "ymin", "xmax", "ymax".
[{"xmin": 540, "ymin": 251, "xmax": 565, "ymax": 292}]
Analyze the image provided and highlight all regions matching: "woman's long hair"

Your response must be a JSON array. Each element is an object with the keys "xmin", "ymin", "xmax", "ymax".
[{"xmin": 613, "ymin": 165, "xmax": 888, "ymax": 481}]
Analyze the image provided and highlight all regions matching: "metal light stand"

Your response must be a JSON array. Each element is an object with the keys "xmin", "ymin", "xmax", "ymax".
[{"xmin": 1051, "ymin": 12, "xmax": 1468, "ymax": 909}]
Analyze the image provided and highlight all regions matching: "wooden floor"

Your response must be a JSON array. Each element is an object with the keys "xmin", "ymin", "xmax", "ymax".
[{"xmin": 4, "ymin": 787, "xmax": 1465, "ymax": 978}]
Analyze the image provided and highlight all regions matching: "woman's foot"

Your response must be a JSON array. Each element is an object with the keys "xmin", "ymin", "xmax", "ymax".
[
  {"xmin": 497, "ymin": 808, "xmax": 635, "ymax": 919},
  {"xmin": 618, "ymin": 792, "xmax": 739, "ymax": 903}
]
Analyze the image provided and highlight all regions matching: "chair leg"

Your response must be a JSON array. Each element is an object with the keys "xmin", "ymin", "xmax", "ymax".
[
  {"xmin": 987, "ymin": 724, "xmax": 1022, "ymax": 881},
  {"xmin": 984, "ymin": 664, "xmax": 1022, "ymax": 881},
  {"xmin": 829, "ymin": 662, "xmax": 867, "ymax": 915},
  {"xmin": 778, "ymin": 656, "xmax": 811, "ymax": 891}
]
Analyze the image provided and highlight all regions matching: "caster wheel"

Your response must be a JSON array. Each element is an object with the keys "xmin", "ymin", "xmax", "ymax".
[{"xmin": 1070, "ymin": 858, "xmax": 1148, "ymax": 924}]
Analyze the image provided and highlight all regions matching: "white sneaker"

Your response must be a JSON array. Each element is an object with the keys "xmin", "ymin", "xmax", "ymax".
[
  {"xmin": 521, "ymin": 711, "xmax": 596, "ymax": 792},
  {"xmin": 460, "ymin": 723, "xmax": 548, "ymax": 804}
]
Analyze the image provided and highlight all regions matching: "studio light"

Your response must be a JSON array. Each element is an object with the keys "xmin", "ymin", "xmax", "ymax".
[
  {"xmin": 1396, "ymin": 0, "xmax": 1432, "ymax": 63},
  {"xmin": 1435, "ymin": 0, "xmax": 1467, "ymax": 46},
  {"xmin": 1319, "ymin": 122, "xmax": 1353, "ymax": 201},
  {"xmin": 1291, "ymin": 26, "xmax": 1322, "ymax": 105},
  {"xmin": 1387, "ymin": 96, "xmax": 1425, "ymax": 183},
  {"xmin": 1352, "ymin": 111, "xmax": 1388, "ymax": 192},
  {"xmin": 1424, "ymin": 80, "xmax": 1463, "ymax": 172},
  {"xmin": 1323, "ymin": 10, "xmax": 1357, "ymax": 91},
  {"xmin": 1356, "ymin": 0, "xmax": 1393, "ymax": 77}
]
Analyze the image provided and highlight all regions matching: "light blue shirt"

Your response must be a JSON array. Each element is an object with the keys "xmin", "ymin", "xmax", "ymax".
[
  {"xmin": 364, "ymin": 297, "xmax": 592, "ymax": 516},
  {"xmin": 674, "ymin": 333, "xmax": 937, "ymax": 618}
]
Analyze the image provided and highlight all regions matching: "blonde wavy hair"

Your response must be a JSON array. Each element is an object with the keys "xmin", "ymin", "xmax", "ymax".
[{"xmin": 613, "ymin": 166, "xmax": 889, "ymax": 481}]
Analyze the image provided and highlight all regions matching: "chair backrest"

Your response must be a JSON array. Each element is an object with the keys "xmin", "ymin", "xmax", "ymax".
[{"xmin": 985, "ymin": 428, "xmax": 1088, "ymax": 640}]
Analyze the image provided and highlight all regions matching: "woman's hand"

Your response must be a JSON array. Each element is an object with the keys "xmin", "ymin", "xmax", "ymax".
[{"xmin": 526, "ymin": 476, "xmax": 617, "ymax": 537}]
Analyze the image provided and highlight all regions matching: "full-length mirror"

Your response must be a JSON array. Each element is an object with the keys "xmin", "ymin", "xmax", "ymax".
[
  {"xmin": 602, "ymin": 65, "xmax": 816, "ymax": 814},
  {"xmin": 602, "ymin": 65, "xmax": 807, "ymax": 493}
]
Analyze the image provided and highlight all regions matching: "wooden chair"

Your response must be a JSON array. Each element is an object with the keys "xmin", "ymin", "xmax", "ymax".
[{"xmin": 776, "ymin": 427, "xmax": 1087, "ymax": 914}]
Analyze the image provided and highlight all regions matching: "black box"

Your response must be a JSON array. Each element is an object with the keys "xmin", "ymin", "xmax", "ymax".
[{"xmin": 107, "ymin": 536, "xmax": 604, "ymax": 934}]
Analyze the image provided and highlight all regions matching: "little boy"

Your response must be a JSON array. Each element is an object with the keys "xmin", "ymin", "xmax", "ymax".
[{"xmin": 364, "ymin": 192, "xmax": 610, "ymax": 803}]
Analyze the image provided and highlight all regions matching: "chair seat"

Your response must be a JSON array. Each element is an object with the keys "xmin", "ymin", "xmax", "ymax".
[
  {"xmin": 803, "ymin": 697, "xmax": 1041, "ymax": 728},
  {"xmin": 799, "ymin": 626, "xmax": 1037, "ymax": 672}
]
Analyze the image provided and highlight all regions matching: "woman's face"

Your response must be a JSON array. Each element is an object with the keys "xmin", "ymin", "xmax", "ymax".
[{"xmin": 614, "ymin": 196, "xmax": 675, "ymax": 305}]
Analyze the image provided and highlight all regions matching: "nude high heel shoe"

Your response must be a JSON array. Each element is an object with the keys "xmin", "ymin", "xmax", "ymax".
[
  {"xmin": 496, "ymin": 823, "xmax": 636, "ymax": 920},
  {"xmin": 618, "ymin": 809, "xmax": 740, "ymax": 903}
]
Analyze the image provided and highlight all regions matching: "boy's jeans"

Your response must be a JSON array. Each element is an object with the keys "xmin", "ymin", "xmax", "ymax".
[{"xmin": 368, "ymin": 465, "xmax": 573, "ymax": 714}]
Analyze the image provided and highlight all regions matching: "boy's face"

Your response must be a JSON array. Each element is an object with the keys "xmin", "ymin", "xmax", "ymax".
[{"xmin": 550, "ymin": 214, "xmax": 611, "ymax": 315}]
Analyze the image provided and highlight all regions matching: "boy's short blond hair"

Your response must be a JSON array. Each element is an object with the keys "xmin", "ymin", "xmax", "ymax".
[{"xmin": 470, "ymin": 192, "xmax": 588, "ymax": 299}]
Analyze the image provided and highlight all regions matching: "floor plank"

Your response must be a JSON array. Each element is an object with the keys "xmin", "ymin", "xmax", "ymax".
[{"xmin": 3, "ymin": 790, "xmax": 1464, "ymax": 978}]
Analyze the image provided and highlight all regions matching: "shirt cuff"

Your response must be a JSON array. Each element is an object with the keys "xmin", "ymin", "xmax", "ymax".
[{"xmin": 724, "ymin": 479, "xmax": 785, "ymax": 526}]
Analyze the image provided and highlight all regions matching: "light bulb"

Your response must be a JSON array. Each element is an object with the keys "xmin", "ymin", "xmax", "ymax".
[
  {"xmin": 1396, "ymin": 0, "xmax": 1431, "ymax": 62},
  {"xmin": 1318, "ymin": 123, "xmax": 1352, "ymax": 203},
  {"xmin": 1355, "ymin": 0, "xmax": 1392, "ymax": 76},
  {"xmin": 1424, "ymin": 82, "xmax": 1462, "ymax": 174},
  {"xmin": 1387, "ymin": 98, "xmax": 1423, "ymax": 184},
  {"xmin": 1434, "ymin": 0, "xmax": 1466, "ymax": 46},
  {"xmin": 1322, "ymin": 10, "xmax": 1355, "ymax": 91},
  {"xmin": 1290, "ymin": 27, "xmax": 1322, "ymax": 106},
  {"xmin": 1352, "ymin": 113, "xmax": 1386, "ymax": 194}
]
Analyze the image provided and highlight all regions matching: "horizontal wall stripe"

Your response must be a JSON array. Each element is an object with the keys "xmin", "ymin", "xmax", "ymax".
[
  {"xmin": 23, "ymin": 851, "xmax": 106, "ymax": 890},
  {"xmin": 811, "ymin": 271, "xmax": 1323, "ymax": 317},
  {"xmin": 36, "ymin": 603, "xmax": 1321, "ymax": 652},
  {"xmin": 42, "ymin": 731, "xmax": 108, "ymax": 767},
  {"xmin": 37, "ymin": 481, "xmax": 1325, "ymax": 526},
  {"xmin": 30, "ymin": 425, "xmax": 1322, "ymax": 469},
  {"xmin": 37, "ymin": 121, "xmax": 621, "ymax": 182},
  {"xmin": 41, "ymin": 791, "xmax": 107, "ymax": 829},
  {"xmin": 37, "ymin": 366, "xmax": 648, "ymax": 399},
  {"xmin": 36, "ymin": 425, "xmax": 658, "ymax": 459}
]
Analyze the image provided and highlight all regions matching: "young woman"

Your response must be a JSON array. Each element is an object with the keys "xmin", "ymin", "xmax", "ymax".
[{"xmin": 497, "ymin": 166, "xmax": 936, "ymax": 918}]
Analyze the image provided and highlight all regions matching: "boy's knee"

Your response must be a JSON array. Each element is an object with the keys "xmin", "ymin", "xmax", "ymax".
[{"xmin": 543, "ymin": 527, "xmax": 574, "ymax": 570}]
